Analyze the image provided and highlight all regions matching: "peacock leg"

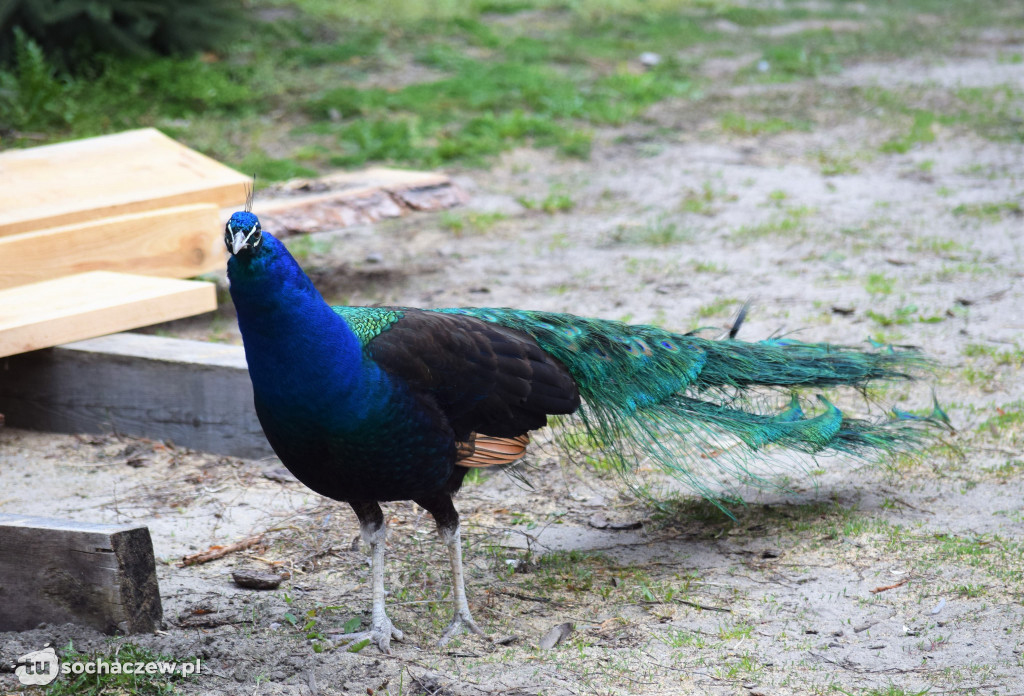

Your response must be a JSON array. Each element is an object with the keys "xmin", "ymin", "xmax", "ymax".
[
  {"xmin": 335, "ymin": 501, "xmax": 403, "ymax": 653},
  {"xmin": 416, "ymin": 492, "xmax": 486, "ymax": 645}
]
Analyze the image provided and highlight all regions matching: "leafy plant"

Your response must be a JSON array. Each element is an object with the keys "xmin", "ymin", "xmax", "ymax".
[
  {"xmin": 1, "ymin": 0, "xmax": 243, "ymax": 70},
  {"xmin": 0, "ymin": 28, "xmax": 75, "ymax": 131}
]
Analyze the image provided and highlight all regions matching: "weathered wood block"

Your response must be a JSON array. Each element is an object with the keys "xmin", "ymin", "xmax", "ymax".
[
  {"xmin": 254, "ymin": 166, "xmax": 467, "ymax": 236},
  {"xmin": 0, "ymin": 333, "xmax": 273, "ymax": 459},
  {"xmin": 0, "ymin": 514, "xmax": 162, "ymax": 634}
]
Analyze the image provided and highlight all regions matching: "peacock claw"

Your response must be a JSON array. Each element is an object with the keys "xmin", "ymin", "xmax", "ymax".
[
  {"xmin": 335, "ymin": 618, "xmax": 404, "ymax": 654},
  {"xmin": 438, "ymin": 610, "xmax": 486, "ymax": 646}
]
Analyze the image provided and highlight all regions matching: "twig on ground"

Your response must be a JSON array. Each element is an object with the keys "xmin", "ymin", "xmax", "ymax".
[
  {"xmin": 178, "ymin": 535, "xmax": 263, "ymax": 567},
  {"xmin": 870, "ymin": 577, "xmax": 910, "ymax": 594}
]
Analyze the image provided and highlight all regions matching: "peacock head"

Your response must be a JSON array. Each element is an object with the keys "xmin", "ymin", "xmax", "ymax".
[{"xmin": 225, "ymin": 211, "xmax": 264, "ymax": 258}]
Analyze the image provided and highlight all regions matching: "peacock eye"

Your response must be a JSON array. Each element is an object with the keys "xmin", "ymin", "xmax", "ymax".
[{"xmin": 251, "ymin": 226, "xmax": 262, "ymax": 247}]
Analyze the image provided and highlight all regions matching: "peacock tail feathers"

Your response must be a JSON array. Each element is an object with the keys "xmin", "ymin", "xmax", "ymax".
[{"xmin": 435, "ymin": 307, "xmax": 948, "ymax": 502}]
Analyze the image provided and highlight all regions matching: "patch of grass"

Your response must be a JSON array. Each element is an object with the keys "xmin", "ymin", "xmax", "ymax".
[
  {"xmin": 720, "ymin": 112, "xmax": 810, "ymax": 136},
  {"xmin": 839, "ymin": 686, "xmax": 931, "ymax": 696},
  {"xmin": 963, "ymin": 343, "xmax": 1024, "ymax": 367},
  {"xmin": 609, "ymin": 214, "xmax": 691, "ymax": 246},
  {"xmin": 815, "ymin": 150, "xmax": 860, "ymax": 176},
  {"xmin": 880, "ymin": 110, "xmax": 938, "ymax": 154},
  {"xmin": 717, "ymin": 620, "xmax": 754, "ymax": 641},
  {"xmin": 46, "ymin": 642, "xmax": 197, "ymax": 695},
  {"xmin": 691, "ymin": 260, "xmax": 727, "ymax": 273},
  {"xmin": 285, "ymin": 234, "xmax": 333, "ymax": 260},
  {"xmin": 747, "ymin": 32, "xmax": 844, "ymax": 82},
  {"xmin": 237, "ymin": 151, "xmax": 318, "ymax": 182},
  {"xmin": 963, "ymin": 365, "xmax": 997, "ymax": 391},
  {"xmin": 864, "ymin": 273, "xmax": 895, "ymax": 296},
  {"xmin": 908, "ymin": 235, "xmax": 969, "ymax": 257},
  {"xmin": 519, "ymin": 188, "xmax": 574, "ymax": 214},
  {"xmin": 952, "ymin": 583, "xmax": 987, "ymax": 598},
  {"xmin": 733, "ymin": 205, "xmax": 814, "ymax": 241},
  {"xmin": 985, "ymin": 459, "xmax": 1024, "ymax": 480},
  {"xmin": 439, "ymin": 210, "xmax": 508, "ymax": 236},
  {"xmin": 952, "ymin": 200, "xmax": 1024, "ymax": 221},
  {"xmin": 696, "ymin": 296, "xmax": 740, "ymax": 319},
  {"xmin": 866, "ymin": 304, "xmax": 946, "ymax": 327},
  {"xmin": 678, "ymin": 180, "xmax": 736, "ymax": 216},
  {"xmin": 977, "ymin": 401, "xmax": 1024, "ymax": 440},
  {"xmin": 531, "ymin": 550, "xmax": 613, "ymax": 593}
]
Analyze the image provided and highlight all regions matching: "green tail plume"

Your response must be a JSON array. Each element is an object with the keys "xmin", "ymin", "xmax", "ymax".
[{"xmin": 436, "ymin": 307, "xmax": 948, "ymax": 501}]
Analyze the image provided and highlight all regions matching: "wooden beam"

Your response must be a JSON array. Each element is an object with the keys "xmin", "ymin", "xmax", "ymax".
[
  {"xmin": 0, "ymin": 204, "xmax": 223, "ymax": 290},
  {"xmin": 0, "ymin": 128, "xmax": 249, "ymax": 237},
  {"xmin": 0, "ymin": 333, "xmax": 273, "ymax": 459},
  {"xmin": 253, "ymin": 166, "xmax": 467, "ymax": 235},
  {"xmin": 0, "ymin": 514, "xmax": 162, "ymax": 634},
  {"xmin": 0, "ymin": 271, "xmax": 217, "ymax": 358}
]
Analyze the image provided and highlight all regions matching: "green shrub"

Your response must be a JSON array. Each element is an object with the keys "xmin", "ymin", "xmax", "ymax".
[
  {"xmin": 0, "ymin": 28, "xmax": 75, "ymax": 131},
  {"xmin": 0, "ymin": 0, "xmax": 242, "ymax": 70}
]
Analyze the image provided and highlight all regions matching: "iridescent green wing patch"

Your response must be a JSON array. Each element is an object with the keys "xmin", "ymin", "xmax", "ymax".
[{"xmin": 332, "ymin": 306, "xmax": 403, "ymax": 346}]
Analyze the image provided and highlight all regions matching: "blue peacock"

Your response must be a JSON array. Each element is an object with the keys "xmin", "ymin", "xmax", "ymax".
[{"xmin": 224, "ymin": 210, "xmax": 946, "ymax": 653}]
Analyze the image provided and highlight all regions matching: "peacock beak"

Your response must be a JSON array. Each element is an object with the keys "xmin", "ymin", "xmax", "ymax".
[{"xmin": 230, "ymin": 229, "xmax": 250, "ymax": 255}]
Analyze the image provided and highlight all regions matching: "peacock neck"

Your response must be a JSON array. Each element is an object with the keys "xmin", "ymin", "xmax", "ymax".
[{"xmin": 227, "ymin": 237, "xmax": 370, "ymax": 407}]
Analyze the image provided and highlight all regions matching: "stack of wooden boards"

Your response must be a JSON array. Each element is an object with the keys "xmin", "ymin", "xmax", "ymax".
[
  {"xmin": 0, "ymin": 128, "xmax": 467, "ymax": 455},
  {"xmin": 0, "ymin": 128, "xmax": 250, "ymax": 358},
  {"xmin": 0, "ymin": 128, "xmax": 468, "ymax": 360}
]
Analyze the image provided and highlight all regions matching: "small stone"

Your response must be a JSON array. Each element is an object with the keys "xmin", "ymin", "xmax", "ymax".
[
  {"xmin": 232, "ymin": 570, "xmax": 286, "ymax": 590},
  {"xmin": 639, "ymin": 52, "xmax": 662, "ymax": 67},
  {"xmin": 538, "ymin": 622, "xmax": 574, "ymax": 650}
]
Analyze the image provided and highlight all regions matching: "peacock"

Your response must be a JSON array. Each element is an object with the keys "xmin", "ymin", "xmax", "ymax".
[{"xmin": 224, "ymin": 209, "xmax": 946, "ymax": 653}]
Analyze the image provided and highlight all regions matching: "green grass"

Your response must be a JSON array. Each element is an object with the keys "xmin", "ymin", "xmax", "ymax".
[
  {"xmin": 733, "ymin": 205, "xmax": 814, "ymax": 241},
  {"xmin": 864, "ymin": 273, "xmax": 895, "ymax": 296},
  {"xmin": 439, "ymin": 210, "xmax": 508, "ymax": 235},
  {"xmin": 4, "ymin": 0, "xmax": 1022, "ymax": 178},
  {"xmin": 609, "ymin": 214, "xmax": 691, "ymax": 246},
  {"xmin": 866, "ymin": 305, "xmax": 946, "ymax": 327},
  {"xmin": 963, "ymin": 342, "xmax": 1024, "ymax": 366},
  {"xmin": 952, "ymin": 200, "xmax": 1024, "ymax": 221},
  {"xmin": 880, "ymin": 110, "xmax": 938, "ymax": 154},
  {"xmin": 44, "ymin": 642, "xmax": 196, "ymax": 696},
  {"xmin": 519, "ymin": 188, "xmax": 575, "ymax": 214},
  {"xmin": 719, "ymin": 112, "xmax": 810, "ymax": 136},
  {"xmin": 696, "ymin": 296, "xmax": 740, "ymax": 319}
]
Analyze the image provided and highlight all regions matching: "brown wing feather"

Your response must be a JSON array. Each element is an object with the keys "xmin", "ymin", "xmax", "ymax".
[
  {"xmin": 365, "ymin": 309, "xmax": 581, "ymax": 441},
  {"xmin": 457, "ymin": 433, "xmax": 530, "ymax": 468}
]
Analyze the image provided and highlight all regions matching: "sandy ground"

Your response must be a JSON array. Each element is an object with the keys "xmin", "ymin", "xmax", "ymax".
[{"xmin": 2, "ymin": 35, "xmax": 1024, "ymax": 696}]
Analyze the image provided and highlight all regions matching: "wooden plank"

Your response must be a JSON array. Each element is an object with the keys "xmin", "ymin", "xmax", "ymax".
[
  {"xmin": 0, "ymin": 272, "xmax": 217, "ymax": 358},
  {"xmin": 0, "ymin": 514, "xmax": 162, "ymax": 634},
  {"xmin": 0, "ymin": 204, "xmax": 223, "ymax": 290},
  {"xmin": 252, "ymin": 166, "xmax": 467, "ymax": 236},
  {"xmin": 0, "ymin": 333, "xmax": 272, "ymax": 458},
  {"xmin": 0, "ymin": 128, "xmax": 249, "ymax": 237}
]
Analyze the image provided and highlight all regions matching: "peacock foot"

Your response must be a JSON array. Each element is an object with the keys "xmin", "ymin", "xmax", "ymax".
[
  {"xmin": 335, "ymin": 616, "xmax": 404, "ymax": 654},
  {"xmin": 438, "ymin": 609, "xmax": 486, "ymax": 646}
]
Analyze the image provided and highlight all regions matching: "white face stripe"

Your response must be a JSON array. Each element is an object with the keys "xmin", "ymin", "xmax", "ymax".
[{"xmin": 244, "ymin": 222, "xmax": 261, "ymax": 246}]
